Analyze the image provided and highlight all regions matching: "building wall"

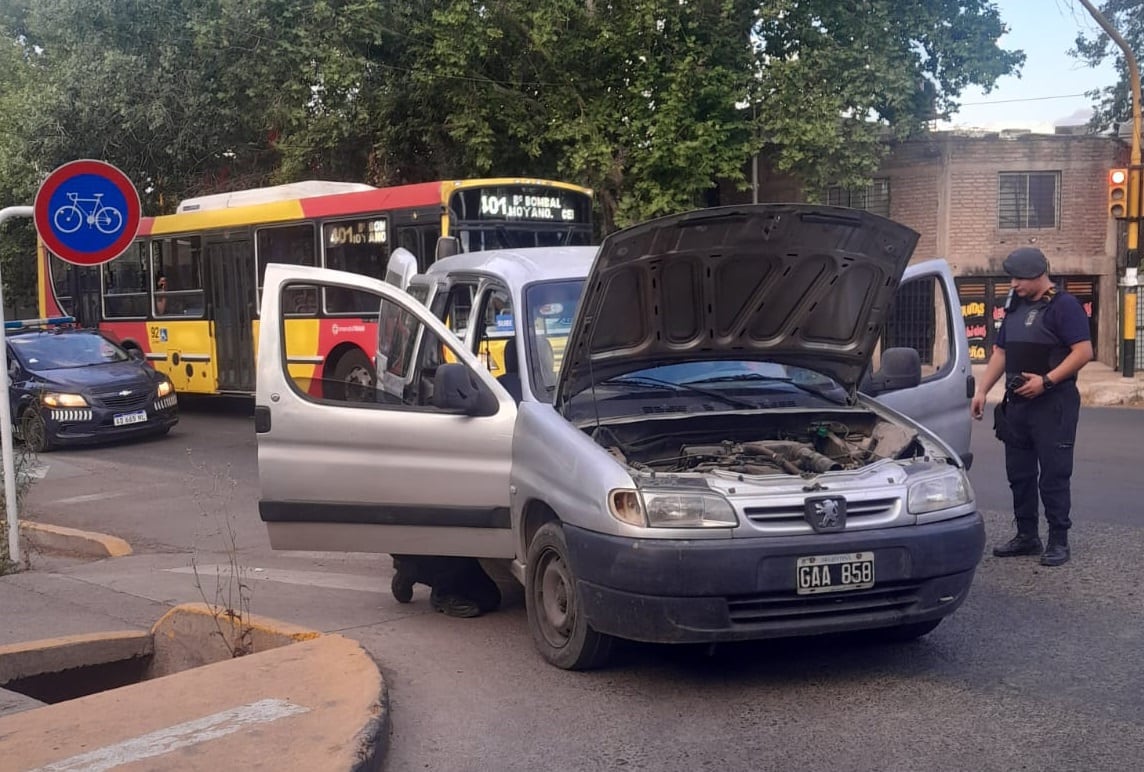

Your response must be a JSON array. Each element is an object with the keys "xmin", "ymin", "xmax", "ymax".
[{"xmin": 739, "ymin": 131, "xmax": 1128, "ymax": 367}]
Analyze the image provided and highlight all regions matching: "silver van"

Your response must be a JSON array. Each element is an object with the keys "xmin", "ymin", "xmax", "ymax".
[{"xmin": 256, "ymin": 204, "xmax": 984, "ymax": 670}]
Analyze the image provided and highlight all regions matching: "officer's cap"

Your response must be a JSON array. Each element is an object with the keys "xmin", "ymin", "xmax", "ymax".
[{"xmin": 1003, "ymin": 247, "xmax": 1049, "ymax": 279}]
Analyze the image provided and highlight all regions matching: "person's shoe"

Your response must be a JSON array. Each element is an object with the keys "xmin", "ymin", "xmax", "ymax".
[
  {"xmin": 430, "ymin": 590, "xmax": 482, "ymax": 618},
  {"xmin": 992, "ymin": 534, "xmax": 1043, "ymax": 557},
  {"xmin": 391, "ymin": 572, "xmax": 415, "ymax": 603},
  {"xmin": 1040, "ymin": 533, "xmax": 1070, "ymax": 566}
]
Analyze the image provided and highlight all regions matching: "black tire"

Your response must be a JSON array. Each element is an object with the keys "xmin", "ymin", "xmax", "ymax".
[
  {"xmin": 330, "ymin": 349, "xmax": 375, "ymax": 402},
  {"xmin": 525, "ymin": 521, "xmax": 613, "ymax": 670},
  {"xmin": 866, "ymin": 619, "xmax": 942, "ymax": 643},
  {"xmin": 21, "ymin": 408, "xmax": 53, "ymax": 453}
]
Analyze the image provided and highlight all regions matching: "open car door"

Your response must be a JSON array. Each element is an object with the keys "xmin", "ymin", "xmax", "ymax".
[
  {"xmin": 864, "ymin": 258, "xmax": 974, "ymax": 466},
  {"xmin": 255, "ymin": 264, "xmax": 517, "ymax": 558}
]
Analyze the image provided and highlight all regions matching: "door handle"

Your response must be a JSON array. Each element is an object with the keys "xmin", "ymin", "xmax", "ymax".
[{"xmin": 254, "ymin": 405, "xmax": 272, "ymax": 433}]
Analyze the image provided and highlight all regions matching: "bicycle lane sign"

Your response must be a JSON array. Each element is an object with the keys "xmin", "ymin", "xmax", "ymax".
[{"xmin": 34, "ymin": 159, "xmax": 141, "ymax": 266}]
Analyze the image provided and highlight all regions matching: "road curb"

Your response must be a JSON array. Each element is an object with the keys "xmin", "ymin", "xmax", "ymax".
[
  {"xmin": 0, "ymin": 605, "xmax": 390, "ymax": 770},
  {"xmin": 17, "ymin": 520, "xmax": 132, "ymax": 559}
]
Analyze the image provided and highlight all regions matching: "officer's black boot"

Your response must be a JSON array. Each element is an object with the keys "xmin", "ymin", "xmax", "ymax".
[
  {"xmin": 992, "ymin": 521, "xmax": 1042, "ymax": 557},
  {"xmin": 1039, "ymin": 530, "xmax": 1070, "ymax": 567}
]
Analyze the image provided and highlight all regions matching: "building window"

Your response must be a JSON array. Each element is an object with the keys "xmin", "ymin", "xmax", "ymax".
[
  {"xmin": 826, "ymin": 178, "xmax": 890, "ymax": 217},
  {"xmin": 998, "ymin": 171, "xmax": 1059, "ymax": 229}
]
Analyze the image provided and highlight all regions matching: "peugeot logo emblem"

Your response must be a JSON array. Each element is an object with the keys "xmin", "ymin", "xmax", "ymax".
[
  {"xmin": 804, "ymin": 496, "xmax": 847, "ymax": 533},
  {"xmin": 118, "ymin": 389, "xmax": 133, "ymax": 397}
]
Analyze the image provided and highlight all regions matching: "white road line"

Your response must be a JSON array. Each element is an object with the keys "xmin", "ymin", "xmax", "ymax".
[
  {"xmin": 50, "ymin": 491, "xmax": 128, "ymax": 505},
  {"xmin": 34, "ymin": 698, "xmax": 309, "ymax": 772},
  {"xmin": 167, "ymin": 565, "xmax": 383, "ymax": 594}
]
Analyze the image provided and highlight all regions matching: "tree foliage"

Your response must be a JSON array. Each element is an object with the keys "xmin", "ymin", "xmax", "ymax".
[
  {"xmin": 0, "ymin": 0, "xmax": 1021, "ymax": 239},
  {"xmin": 1074, "ymin": 0, "xmax": 1143, "ymax": 134}
]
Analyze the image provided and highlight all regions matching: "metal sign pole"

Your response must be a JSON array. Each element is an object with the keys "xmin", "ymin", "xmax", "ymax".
[{"xmin": 0, "ymin": 205, "xmax": 33, "ymax": 566}]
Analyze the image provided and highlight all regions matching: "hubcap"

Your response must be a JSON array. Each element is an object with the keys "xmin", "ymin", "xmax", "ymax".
[
  {"xmin": 343, "ymin": 366, "xmax": 374, "ymax": 402},
  {"xmin": 537, "ymin": 549, "xmax": 574, "ymax": 646}
]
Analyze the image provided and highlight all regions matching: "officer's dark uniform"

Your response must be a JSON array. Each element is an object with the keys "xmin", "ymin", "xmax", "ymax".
[{"xmin": 993, "ymin": 248, "xmax": 1090, "ymax": 564}]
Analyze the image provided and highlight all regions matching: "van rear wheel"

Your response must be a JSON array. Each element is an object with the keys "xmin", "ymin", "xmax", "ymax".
[{"xmin": 525, "ymin": 522, "xmax": 613, "ymax": 670}]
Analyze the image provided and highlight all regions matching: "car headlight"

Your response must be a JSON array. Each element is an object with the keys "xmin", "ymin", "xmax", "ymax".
[
  {"xmin": 41, "ymin": 392, "xmax": 88, "ymax": 408},
  {"xmin": 608, "ymin": 489, "xmax": 738, "ymax": 528},
  {"xmin": 908, "ymin": 472, "xmax": 972, "ymax": 514},
  {"xmin": 157, "ymin": 380, "xmax": 174, "ymax": 397}
]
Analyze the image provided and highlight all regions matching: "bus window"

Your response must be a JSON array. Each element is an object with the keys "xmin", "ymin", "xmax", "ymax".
[
  {"xmin": 103, "ymin": 241, "xmax": 150, "ymax": 318},
  {"xmin": 257, "ymin": 224, "xmax": 316, "ymax": 314},
  {"xmin": 152, "ymin": 237, "xmax": 205, "ymax": 317},
  {"xmin": 323, "ymin": 217, "xmax": 389, "ymax": 314},
  {"xmin": 394, "ymin": 224, "xmax": 439, "ymax": 273}
]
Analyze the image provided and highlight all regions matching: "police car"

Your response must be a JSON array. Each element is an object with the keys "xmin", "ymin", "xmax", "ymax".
[{"xmin": 5, "ymin": 318, "xmax": 178, "ymax": 452}]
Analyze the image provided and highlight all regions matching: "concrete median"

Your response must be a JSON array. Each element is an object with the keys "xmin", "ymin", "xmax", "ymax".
[
  {"xmin": 0, "ymin": 603, "xmax": 389, "ymax": 770},
  {"xmin": 18, "ymin": 520, "xmax": 132, "ymax": 559}
]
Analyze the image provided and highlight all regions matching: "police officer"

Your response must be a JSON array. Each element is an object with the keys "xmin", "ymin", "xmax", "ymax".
[{"xmin": 970, "ymin": 247, "xmax": 1093, "ymax": 566}]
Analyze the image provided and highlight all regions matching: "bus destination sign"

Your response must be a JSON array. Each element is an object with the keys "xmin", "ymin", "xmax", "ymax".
[{"xmin": 480, "ymin": 193, "xmax": 577, "ymax": 222}]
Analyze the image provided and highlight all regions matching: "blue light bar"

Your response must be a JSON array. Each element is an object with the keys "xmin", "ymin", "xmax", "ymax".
[{"xmin": 4, "ymin": 316, "xmax": 77, "ymax": 331}]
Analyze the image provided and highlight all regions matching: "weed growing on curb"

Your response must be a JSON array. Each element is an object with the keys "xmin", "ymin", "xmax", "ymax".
[
  {"xmin": 186, "ymin": 449, "xmax": 253, "ymax": 657},
  {"xmin": 0, "ymin": 443, "xmax": 39, "ymax": 576}
]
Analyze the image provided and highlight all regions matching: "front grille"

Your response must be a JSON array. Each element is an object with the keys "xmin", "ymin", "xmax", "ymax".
[
  {"xmin": 727, "ymin": 582, "xmax": 923, "ymax": 626},
  {"xmin": 93, "ymin": 389, "xmax": 151, "ymax": 411},
  {"xmin": 744, "ymin": 497, "xmax": 900, "ymax": 524}
]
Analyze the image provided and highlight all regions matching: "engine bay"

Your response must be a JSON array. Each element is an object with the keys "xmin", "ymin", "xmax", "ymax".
[{"xmin": 587, "ymin": 409, "xmax": 935, "ymax": 478}]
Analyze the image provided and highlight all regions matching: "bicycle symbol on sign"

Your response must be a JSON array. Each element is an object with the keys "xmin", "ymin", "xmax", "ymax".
[{"xmin": 53, "ymin": 191, "xmax": 124, "ymax": 235}]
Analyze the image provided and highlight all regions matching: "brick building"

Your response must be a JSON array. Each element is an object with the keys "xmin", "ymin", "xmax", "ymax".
[{"xmin": 735, "ymin": 130, "xmax": 1129, "ymax": 367}]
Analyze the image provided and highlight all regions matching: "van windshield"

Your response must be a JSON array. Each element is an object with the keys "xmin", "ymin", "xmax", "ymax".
[{"xmin": 524, "ymin": 279, "xmax": 584, "ymax": 402}]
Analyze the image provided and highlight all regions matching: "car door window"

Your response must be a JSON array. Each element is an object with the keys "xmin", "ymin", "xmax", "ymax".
[
  {"xmin": 872, "ymin": 274, "xmax": 953, "ymax": 382},
  {"xmin": 473, "ymin": 286, "xmax": 513, "ymax": 376},
  {"xmin": 279, "ymin": 279, "xmax": 462, "ymax": 410}
]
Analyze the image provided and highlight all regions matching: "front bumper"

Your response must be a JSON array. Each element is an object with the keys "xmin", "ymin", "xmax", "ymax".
[
  {"xmin": 47, "ymin": 395, "xmax": 179, "ymax": 447},
  {"xmin": 564, "ymin": 513, "xmax": 985, "ymax": 644}
]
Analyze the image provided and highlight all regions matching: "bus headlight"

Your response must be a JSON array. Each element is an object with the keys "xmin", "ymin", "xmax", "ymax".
[
  {"xmin": 41, "ymin": 392, "xmax": 88, "ymax": 408},
  {"xmin": 908, "ymin": 472, "xmax": 972, "ymax": 515}
]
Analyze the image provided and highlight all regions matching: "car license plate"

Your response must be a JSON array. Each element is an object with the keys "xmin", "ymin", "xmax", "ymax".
[
  {"xmin": 113, "ymin": 410, "xmax": 148, "ymax": 427},
  {"xmin": 796, "ymin": 552, "xmax": 875, "ymax": 595}
]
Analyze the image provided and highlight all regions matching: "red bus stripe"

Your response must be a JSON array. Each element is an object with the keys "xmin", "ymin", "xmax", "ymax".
[{"xmin": 299, "ymin": 182, "xmax": 445, "ymax": 218}]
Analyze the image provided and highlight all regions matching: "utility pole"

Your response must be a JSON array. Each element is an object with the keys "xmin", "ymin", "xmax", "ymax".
[{"xmin": 1078, "ymin": 0, "xmax": 1141, "ymax": 376}]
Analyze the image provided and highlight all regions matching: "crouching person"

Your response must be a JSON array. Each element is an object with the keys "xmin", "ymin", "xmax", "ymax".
[{"xmin": 390, "ymin": 555, "xmax": 502, "ymax": 618}]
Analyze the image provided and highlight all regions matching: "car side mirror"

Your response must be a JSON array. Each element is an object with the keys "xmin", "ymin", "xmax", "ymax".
[
  {"xmin": 866, "ymin": 347, "xmax": 922, "ymax": 394},
  {"xmin": 7, "ymin": 359, "xmax": 19, "ymax": 378},
  {"xmin": 432, "ymin": 363, "xmax": 499, "ymax": 417},
  {"xmin": 128, "ymin": 348, "xmax": 144, "ymax": 361},
  {"xmin": 435, "ymin": 236, "xmax": 460, "ymax": 261}
]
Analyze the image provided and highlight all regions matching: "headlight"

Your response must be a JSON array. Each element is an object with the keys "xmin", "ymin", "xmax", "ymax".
[
  {"xmin": 908, "ymin": 472, "xmax": 972, "ymax": 514},
  {"xmin": 157, "ymin": 380, "xmax": 174, "ymax": 397},
  {"xmin": 41, "ymin": 392, "xmax": 88, "ymax": 408},
  {"xmin": 608, "ymin": 488, "xmax": 738, "ymax": 528}
]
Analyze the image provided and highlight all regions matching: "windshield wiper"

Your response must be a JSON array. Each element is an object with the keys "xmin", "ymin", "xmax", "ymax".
[
  {"xmin": 599, "ymin": 375, "xmax": 758, "ymax": 410},
  {"xmin": 682, "ymin": 373, "xmax": 847, "ymax": 405}
]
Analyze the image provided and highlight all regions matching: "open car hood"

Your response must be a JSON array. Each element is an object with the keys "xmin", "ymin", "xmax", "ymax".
[{"xmin": 554, "ymin": 204, "xmax": 919, "ymax": 411}]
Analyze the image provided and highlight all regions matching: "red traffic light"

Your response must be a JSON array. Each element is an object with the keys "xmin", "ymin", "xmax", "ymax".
[{"xmin": 1109, "ymin": 167, "xmax": 1129, "ymax": 219}]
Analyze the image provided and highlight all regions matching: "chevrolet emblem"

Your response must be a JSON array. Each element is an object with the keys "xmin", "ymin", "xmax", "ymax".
[{"xmin": 118, "ymin": 389, "xmax": 133, "ymax": 397}]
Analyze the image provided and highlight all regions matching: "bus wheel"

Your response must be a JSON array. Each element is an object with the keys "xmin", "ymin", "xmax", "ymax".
[{"xmin": 332, "ymin": 350, "xmax": 375, "ymax": 402}]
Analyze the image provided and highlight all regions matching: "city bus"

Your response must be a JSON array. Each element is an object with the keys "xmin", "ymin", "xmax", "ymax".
[{"xmin": 38, "ymin": 177, "xmax": 594, "ymax": 397}]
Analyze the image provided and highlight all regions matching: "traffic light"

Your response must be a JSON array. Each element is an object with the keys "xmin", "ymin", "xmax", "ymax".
[{"xmin": 1108, "ymin": 167, "xmax": 1129, "ymax": 218}]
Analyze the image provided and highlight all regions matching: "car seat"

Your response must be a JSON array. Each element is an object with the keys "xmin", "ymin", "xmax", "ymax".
[{"xmin": 497, "ymin": 338, "xmax": 523, "ymax": 403}]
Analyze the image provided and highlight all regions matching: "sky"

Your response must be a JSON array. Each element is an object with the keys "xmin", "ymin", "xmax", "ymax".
[{"xmin": 938, "ymin": 0, "xmax": 1122, "ymax": 133}]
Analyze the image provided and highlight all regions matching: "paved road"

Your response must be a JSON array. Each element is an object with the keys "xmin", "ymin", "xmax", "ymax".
[{"xmin": 13, "ymin": 401, "xmax": 1144, "ymax": 770}]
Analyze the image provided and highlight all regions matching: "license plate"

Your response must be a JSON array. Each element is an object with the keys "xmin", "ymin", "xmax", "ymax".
[
  {"xmin": 113, "ymin": 410, "xmax": 148, "ymax": 427},
  {"xmin": 796, "ymin": 552, "xmax": 875, "ymax": 595}
]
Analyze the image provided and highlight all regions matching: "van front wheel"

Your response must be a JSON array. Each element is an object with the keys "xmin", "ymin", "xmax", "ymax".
[{"xmin": 525, "ymin": 522, "xmax": 613, "ymax": 670}]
